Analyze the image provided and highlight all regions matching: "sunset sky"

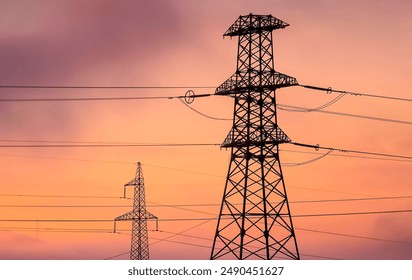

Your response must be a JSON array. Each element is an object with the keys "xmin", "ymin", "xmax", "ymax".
[{"xmin": 0, "ymin": 0, "xmax": 411, "ymax": 260}]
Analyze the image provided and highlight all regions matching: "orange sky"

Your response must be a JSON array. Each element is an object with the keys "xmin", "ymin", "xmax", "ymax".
[{"xmin": 0, "ymin": 0, "xmax": 411, "ymax": 259}]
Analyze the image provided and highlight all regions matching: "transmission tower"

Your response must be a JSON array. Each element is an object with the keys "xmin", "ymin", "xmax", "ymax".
[
  {"xmin": 115, "ymin": 162, "xmax": 157, "ymax": 260},
  {"xmin": 211, "ymin": 14, "xmax": 300, "ymax": 260}
]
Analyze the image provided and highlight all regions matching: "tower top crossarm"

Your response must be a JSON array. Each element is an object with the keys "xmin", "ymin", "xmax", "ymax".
[
  {"xmin": 124, "ymin": 162, "xmax": 143, "ymax": 187},
  {"xmin": 223, "ymin": 14, "xmax": 289, "ymax": 37}
]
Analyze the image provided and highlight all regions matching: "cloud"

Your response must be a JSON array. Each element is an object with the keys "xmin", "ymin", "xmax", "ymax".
[
  {"xmin": 0, "ymin": 0, "xmax": 183, "ymax": 85},
  {"xmin": 0, "ymin": 0, "xmax": 186, "ymax": 141}
]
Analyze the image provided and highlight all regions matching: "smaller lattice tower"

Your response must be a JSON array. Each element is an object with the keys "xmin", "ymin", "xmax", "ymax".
[{"xmin": 115, "ymin": 162, "xmax": 157, "ymax": 260}]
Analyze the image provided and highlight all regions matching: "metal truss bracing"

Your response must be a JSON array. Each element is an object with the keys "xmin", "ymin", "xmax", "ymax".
[
  {"xmin": 115, "ymin": 162, "xmax": 157, "ymax": 260},
  {"xmin": 211, "ymin": 14, "xmax": 300, "ymax": 260}
]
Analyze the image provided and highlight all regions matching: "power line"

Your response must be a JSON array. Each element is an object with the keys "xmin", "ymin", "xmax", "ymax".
[
  {"xmin": 283, "ymin": 149, "xmax": 334, "ymax": 166},
  {"xmin": 0, "ymin": 228, "xmax": 405, "ymax": 260},
  {"xmin": 0, "ymin": 143, "xmax": 220, "ymax": 148},
  {"xmin": 295, "ymin": 227, "xmax": 412, "ymax": 245},
  {"xmin": 299, "ymin": 84, "xmax": 412, "ymax": 103},
  {"xmin": 0, "ymin": 147, "xmax": 410, "ymax": 171},
  {"xmin": 0, "ymin": 139, "xmax": 410, "ymax": 163},
  {"xmin": 2, "ymin": 218, "xmax": 411, "ymax": 255},
  {"xmin": 278, "ymin": 103, "xmax": 412, "ymax": 125},
  {"xmin": 114, "ymin": 233, "xmax": 339, "ymax": 260},
  {"xmin": 2, "ymin": 83, "xmax": 409, "ymax": 103},
  {"xmin": 288, "ymin": 184, "xmax": 377, "ymax": 198},
  {"xmin": 1, "ymin": 209, "xmax": 411, "ymax": 223},
  {"xmin": 0, "ymin": 193, "xmax": 126, "ymax": 199},
  {"xmin": 3, "ymin": 224, "xmax": 411, "ymax": 247},
  {"xmin": 0, "ymin": 152, "xmax": 136, "ymax": 165},
  {"xmin": 282, "ymin": 148, "xmax": 412, "ymax": 163},
  {"xmin": 291, "ymin": 142, "xmax": 412, "ymax": 160},
  {"xmin": 103, "ymin": 250, "xmax": 130, "ymax": 260},
  {"xmin": 3, "ymin": 91, "xmax": 411, "ymax": 127},
  {"xmin": 0, "ymin": 227, "xmax": 113, "ymax": 234},
  {"xmin": 291, "ymin": 195, "xmax": 412, "ymax": 204},
  {"xmin": 149, "ymin": 229, "xmax": 213, "ymax": 242},
  {"xmin": 281, "ymin": 93, "xmax": 348, "ymax": 112},
  {"xmin": 0, "ymin": 85, "xmax": 215, "ymax": 89},
  {"xmin": 146, "ymin": 229, "xmax": 408, "ymax": 248},
  {"xmin": 0, "ymin": 96, "xmax": 180, "ymax": 102},
  {"xmin": 0, "ymin": 219, "xmax": 115, "ymax": 222},
  {"xmin": 151, "ymin": 236, "xmax": 211, "ymax": 249},
  {"xmin": 147, "ymin": 218, "xmax": 215, "ymax": 247},
  {"xmin": 294, "ymin": 209, "xmax": 412, "ymax": 218},
  {"xmin": 0, "ymin": 226, "xmax": 114, "ymax": 232},
  {"xmin": 105, "ymin": 218, "xmax": 215, "ymax": 260},
  {"xmin": 300, "ymin": 253, "xmax": 340, "ymax": 260},
  {"xmin": 178, "ymin": 98, "xmax": 232, "ymax": 121},
  {"xmin": 2, "ymin": 195, "xmax": 411, "ymax": 208},
  {"xmin": 152, "ymin": 237, "xmax": 340, "ymax": 260},
  {"xmin": 0, "ymin": 91, "xmax": 214, "ymax": 102},
  {"xmin": 0, "ymin": 139, "xmax": 166, "ymax": 145},
  {"xmin": 149, "ymin": 195, "xmax": 412, "ymax": 206},
  {"xmin": 0, "ymin": 89, "xmax": 214, "ymax": 102},
  {"xmin": 0, "ymin": 154, "xmax": 227, "ymax": 179},
  {"xmin": 146, "ymin": 201, "xmax": 215, "ymax": 216},
  {"xmin": 143, "ymin": 163, "xmax": 224, "ymax": 178},
  {"xmin": 153, "ymin": 226, "xmax": 411, "ymax": 248},
  {"xmin": 0, "ymin": 205, "xmax": 130, "ymax": 208}
]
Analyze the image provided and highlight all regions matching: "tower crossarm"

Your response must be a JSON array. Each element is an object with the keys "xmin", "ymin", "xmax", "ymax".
[
  {"xmin": 215, "ymin": 72, "xmax": 298, "ymax": 97},
  {"xmin": 124, "ymin": 178, "xmax": 141, "ymax": 187},
  {"xmin": 221, "ymin": 126, "xmax": 291, "ymax": 148},
  {"xmin": 223, "ymin": 14, "xmax": 289, "ymax": 37},
  {"xmin": 115, "ymin": 210, "xmax": 158, "ymax": 222}
]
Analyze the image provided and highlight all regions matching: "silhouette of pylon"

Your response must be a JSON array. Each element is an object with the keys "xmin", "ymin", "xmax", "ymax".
[
  {"xmin": 115, "ymin": 162, "xmax": 157, "ymax": 260},
  {"xmin": 211, "ymin": 14, "xmax": 300, "ymax": 260}
]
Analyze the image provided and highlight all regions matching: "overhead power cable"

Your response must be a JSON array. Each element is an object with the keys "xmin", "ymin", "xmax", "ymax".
[
  {"xmin": 178, "ymin": 98, "xmax": 231, "ymax": 121},
  {"xmin": 295, "ymin": 227, "xmax": 412, "ymax": 245},
  {"xmin": 146, "ymin": 200, "xmax": 214, "ymax": 216},
  {"xmin": 2, "ymin": 83, "xmax": 409, "ymax": 103},
  {"xmin": 283, "ymin": 149, "xmax": 334, "ymax": 166},
  {"xmin": 0, "ymin": 96, "xmax": 178, "ymax": 102},
  {"xmin": 0, "ymin": 193, "xmax": 125, "ymax": 199},
  {"xmin": 0, "ymin": 140, "xmax": 411, "ymax": 170},
  {"xmin": 294, "ymin": 209, "xmax": 412, "ymax": 218},
  {"xmin": 2, "ymin": 89, "xmax": 410, "ymax": 126},
  {"xmin": 0, "ymin": 205, "xmax": 130, "ymax": 208},
  {"xmin": 291, "ymin": 195, "xmax": 412, "ymax": 204},
  {"xmin": 105, "ymin": 218, "xmax": 215, "ymax": 260},
  {"xmin": 113, "ymin": 233, "xmax": 339, "ymax": 260},
  {"xmin": 1, "ymin": 139, "xmax": 410, "ymax": 164},
  {"xmin": 279, "ymin": 93, "xmax": 347, "ymax": 112},
  {"xmin": 1, "ymin": 147, "xmax": 410, "ymax": 165},
  {"xmin": 291, "ymin": 142, "xmax": 412, "ymax": 160},
  {"xmin": 1, "ymin": 195, "xmax": 411, "ymax": 208},
  {"xmin": 1, "ymin": 209, "xmax": 411, "ymax": 223},
  {"xmin": 278, "ymin": 103, "xmax": 412, "ymax": 125},
  {"xmin": 299, "ymin": 84, "xmax": 412, "ymax": 103},
  {"xmin": 3, "ymin": 223, "xmax": 411, "ymax": 247},
  {"xmin": 282, "ymin": 148, "xmax": 412, "ymax": 163},
  {"xmin": 0, "ymin": 143, "xmax": 220, "ymax": 148},
  {"xmin": 143, "ymin": 163, "xmax": 224, "ymax": 178},
  {"xmin": 0, "ymin": 85, "xmax": 216, "ymax": 89},
  {"xmin": 0, "ymin": 89, "xmax": 213, "ymax": 102}
]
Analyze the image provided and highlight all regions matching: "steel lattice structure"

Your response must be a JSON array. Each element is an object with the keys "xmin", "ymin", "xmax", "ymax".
[
  {"xmin": 211, "ymin": 14, "xmax": 300, "ymax": 260},
  {"xmin": 115, "ymin": 162, "xmax": 157, "ymax": 260}
]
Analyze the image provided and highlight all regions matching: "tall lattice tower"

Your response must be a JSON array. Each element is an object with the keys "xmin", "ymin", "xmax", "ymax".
[
  {"xmin": 211, "ymin": 14, "xmax": 300, "ymax": 260},
  {"xmin": 115, "ymin": 162, "xmax": 157, "ymax": 260}
]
